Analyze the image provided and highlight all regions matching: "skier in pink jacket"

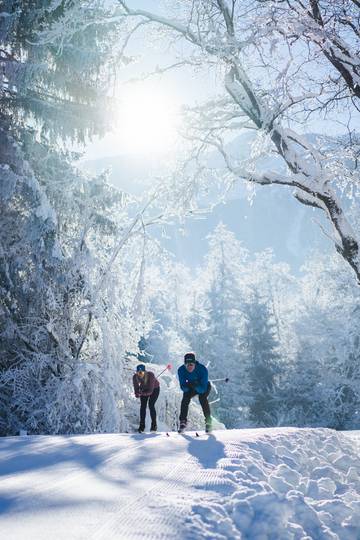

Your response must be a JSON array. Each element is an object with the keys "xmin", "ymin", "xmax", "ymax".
[{"xmin": 133, "ymin": 364, "xmax": 160, "ymax": 433}]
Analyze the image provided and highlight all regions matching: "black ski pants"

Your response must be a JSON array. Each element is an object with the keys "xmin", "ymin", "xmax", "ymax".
[
  {"xmin": 139, "ymin": 387, "xmax": 160, "ymax": 429},
  {"xmin": 180, "ymin": 382, "xmax": 211, "ymax": 423}
]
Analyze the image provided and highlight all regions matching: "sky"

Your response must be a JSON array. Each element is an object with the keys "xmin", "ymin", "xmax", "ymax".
[
  {"xmin": 83, "ymin": 1, "xmax": 223, "ymax": 160},
  {"xmin": 83, "ymin": 0, "xmax": 356, "ymax": 162}
]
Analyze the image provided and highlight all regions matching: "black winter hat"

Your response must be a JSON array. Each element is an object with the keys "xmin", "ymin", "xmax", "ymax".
[
  {"xmin": 184, "ymin": 352, "xmax": 196, "ymax": 363},
  {"xmin": 136, "ymin": 364, "xmax": 146, "ymax": 372}
]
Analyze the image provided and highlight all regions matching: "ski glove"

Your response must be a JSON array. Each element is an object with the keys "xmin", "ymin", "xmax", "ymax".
[{"xmin": 186, "ymin": 380, "xmax": 198, "ymax": 390}]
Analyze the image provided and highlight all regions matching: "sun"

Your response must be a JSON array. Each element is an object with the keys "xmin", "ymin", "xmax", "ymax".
[{"xmin": 115, "ymin": 82, "xmax": 180, "ymax": 156}]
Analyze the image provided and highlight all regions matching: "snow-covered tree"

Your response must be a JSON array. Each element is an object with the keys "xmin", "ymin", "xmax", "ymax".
[
  {"xmin": 240, "ymin": 288, "xmax": 282, "ymax": 426},
  {"xmin": 276, "ymin": 251, "xmax": 360, "ymax": 429},
  {"xmin": 183, "ymin": 223, "xmax": 249, "ymax": 427},
  {"xmin": 138, "ymin": 257, "xmax": 192, "ymax": 365},
  {"xmin": 258, "ymin": 0, "xmax": 360, "ymax": 102},
  {"xmin": 0, "ymin": 1, "xmax": 177, "ymax": 435},
  {"xmin": 117, "ymin": 1, "xmax": 360, "ymax": 283},
  {"xmin": 1, "ymin": 0, "xmax": 125, "ymax": 141}
]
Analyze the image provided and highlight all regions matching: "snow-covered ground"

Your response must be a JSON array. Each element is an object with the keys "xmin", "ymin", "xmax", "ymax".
[{"xmin": 1, "ymin": 428, "xmax": 360, "ymax": 539}]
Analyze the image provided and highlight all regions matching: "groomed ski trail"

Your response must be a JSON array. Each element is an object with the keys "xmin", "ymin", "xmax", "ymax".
[{"xmin": 1, "ymin": 428, "xmax": 360, "ymax": 540}]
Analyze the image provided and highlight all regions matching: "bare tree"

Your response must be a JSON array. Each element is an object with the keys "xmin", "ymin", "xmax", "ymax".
[
  {"xmin": 260, "ymin": 0, "xmax": 360, "ymax": 102},
  {"xmin": 116, "ymin": 0, "xmax": 360, "ymax": 282}
]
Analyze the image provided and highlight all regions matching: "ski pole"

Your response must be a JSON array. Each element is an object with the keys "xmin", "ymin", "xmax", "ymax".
[
  {"xmin": 210, "ymin": 377, "xmax": 229, "ymax": 383},
  {"xmin": 157, "ymin": 363, "xmax": 172, "ymax": 378}
]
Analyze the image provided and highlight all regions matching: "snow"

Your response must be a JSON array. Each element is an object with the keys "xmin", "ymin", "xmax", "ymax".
[{"xmin": 1, "ymin": 428, "xmax": 360, "ymax": 539}]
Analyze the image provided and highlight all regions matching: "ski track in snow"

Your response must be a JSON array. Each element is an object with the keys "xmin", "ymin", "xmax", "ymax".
[
  {"xmin": 0, "ymin": 428, "xmax": 360, "ymax": 539},
  {"xmin": 0, "ymin": 435, "xmax": 154, "ymax": 499}
]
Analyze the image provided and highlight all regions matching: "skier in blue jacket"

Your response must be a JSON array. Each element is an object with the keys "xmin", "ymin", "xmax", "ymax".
[{"xmin": 177, "ymin": 352, "xmax": 212, "ymax": 433}]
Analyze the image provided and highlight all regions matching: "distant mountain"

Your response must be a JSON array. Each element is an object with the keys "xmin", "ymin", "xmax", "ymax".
[
  {"xmin": 156, "ymin": 188, "xmax": 328, "ymax": 272},
  {"xmin": 80, "ymin": 133, "xmax": 332, "ymax": 272}
]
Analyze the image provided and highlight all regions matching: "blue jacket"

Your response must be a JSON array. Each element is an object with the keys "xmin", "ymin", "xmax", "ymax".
[{"xmin": 178, "ymin": 361, "xmax": 208, "ymax": 394}]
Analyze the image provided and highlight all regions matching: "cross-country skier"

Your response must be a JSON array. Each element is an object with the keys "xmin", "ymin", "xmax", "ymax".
[
  {"xmin": 133, "ymin": 364, "xmax": 160, "ymax": 433},
  {"xmin": 177, "ymin": 352, "xmax": 212, "ymax": 433}
]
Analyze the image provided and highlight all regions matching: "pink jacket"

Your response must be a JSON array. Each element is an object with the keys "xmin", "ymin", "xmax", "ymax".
[{"xmin": 133, "ymin": 371, "xmax": 160, "ymax": 397}]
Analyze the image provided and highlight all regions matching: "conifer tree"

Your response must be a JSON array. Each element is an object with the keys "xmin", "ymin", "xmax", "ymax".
[
  {"xmin": 188, "ymin": 223, "xmax": 248, "ymax": 428},
  {"xmin": 0, "ymin": 1, "xmax": 140, "ymax": 435},
  {"xmin": 241, "ymin": 289, "xmax": 281, "ymax": 426}
]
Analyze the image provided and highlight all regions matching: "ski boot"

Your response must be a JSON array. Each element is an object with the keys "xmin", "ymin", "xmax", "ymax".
[
  {"xmin": 178, "ymin": 421, "xmax": 187, "ymax": 434},
  {"xmin": 205, "ymin": 418, "xmax": 213, "ymax": 434},
  {"xmin": 137, "ymin": 424, "xmax": 145, "ymax": 434},
  {"xmin": 150, "ymin": 422, "xmax": 157, "ymax": 432}
]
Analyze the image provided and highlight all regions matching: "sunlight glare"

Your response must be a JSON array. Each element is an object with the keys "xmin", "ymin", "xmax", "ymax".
[{"xmin": 116, "ymin": 83, "xmax": 180, "ymax": 156}]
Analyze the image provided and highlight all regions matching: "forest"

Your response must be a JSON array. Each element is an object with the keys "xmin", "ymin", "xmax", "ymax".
[{"xmin": 1, "ymin": 0, "xmax": 360, "ymax": 436}]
